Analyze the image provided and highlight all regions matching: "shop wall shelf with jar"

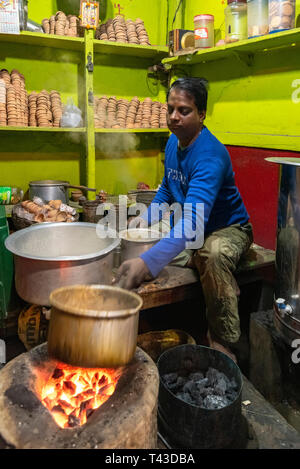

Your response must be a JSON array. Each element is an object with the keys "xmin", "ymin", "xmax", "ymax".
[{"xmin": 161, "ymin": 27, "xmax": 300, "ymax": 66}]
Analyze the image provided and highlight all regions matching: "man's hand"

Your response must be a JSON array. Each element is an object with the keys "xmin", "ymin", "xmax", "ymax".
[
  {"xmin": 127, "ymin": 216, "xmax": 148, "ymax": 230},
  {"xmin": 114, "ymin": 258, "xmax": 152, "ymax": 290}
]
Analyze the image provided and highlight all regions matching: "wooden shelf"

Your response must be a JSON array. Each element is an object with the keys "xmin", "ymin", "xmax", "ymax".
[
  {"xmin": 93, "ymin": 39, "xmax": 168, "ymax": 60},
  {"xmin": 0, "ymin": 31, "xmax": 84, "ymax": 51},
  {"xmin": 162, "ymin": 28, "xmax": 300, "ymax": 66},
  {"xmin": 95, "ymin": 128, "xmax": 168, "ymax": 134},
  {"xmin": 0, "ymin": 126, "xmax": 86, "ymax": 132}
]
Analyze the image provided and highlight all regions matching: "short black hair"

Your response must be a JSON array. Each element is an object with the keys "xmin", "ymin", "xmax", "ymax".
[{"xmin": 167, "ymin": 77, "xmax": 208, "ymax": 112}]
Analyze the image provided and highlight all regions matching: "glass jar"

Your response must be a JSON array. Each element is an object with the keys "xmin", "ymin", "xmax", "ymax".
[
  {"xmin": 194, "ymin": 15, "xmax": 215, "ymax": 48},
  {"xmin": 247, "ymin": 0, "xmax": 269, "ymax": 37},
  {"xmin": 269, "ymin": 0, "xmax": 296, "ymax": 33},
  {"xmin": 18, "ymin": 0, "xmax": 28, "ymax": 31},
  {"xmin": 225, "ymin": 0, "xmax": 248, "ymax": 42}
]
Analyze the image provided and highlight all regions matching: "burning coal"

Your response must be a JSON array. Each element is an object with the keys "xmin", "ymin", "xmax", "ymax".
[{"xmin": 39, "ymin": 363, "xmax": 122, "ymax": 428}]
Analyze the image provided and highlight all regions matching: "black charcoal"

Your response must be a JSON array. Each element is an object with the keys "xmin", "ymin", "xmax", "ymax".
[{"xmin": 162, "ymin": 365, "xmax": 239, "ymax": 410}]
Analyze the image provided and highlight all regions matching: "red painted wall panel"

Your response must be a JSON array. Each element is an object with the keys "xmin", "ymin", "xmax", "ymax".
[{"xmin": 226, "ymin": 146, "xmax": 300, "ymax": 251}]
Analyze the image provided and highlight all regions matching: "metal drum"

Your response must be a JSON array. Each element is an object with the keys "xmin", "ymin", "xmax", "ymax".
[{"xmin": 266, "ymin": 157, "xmax": 300, "ymax": 345}]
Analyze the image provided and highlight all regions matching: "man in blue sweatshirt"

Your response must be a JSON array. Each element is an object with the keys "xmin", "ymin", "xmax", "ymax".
[{"xmin": 116, "ymin": 77, "xmax": 253, "ymax": 361}]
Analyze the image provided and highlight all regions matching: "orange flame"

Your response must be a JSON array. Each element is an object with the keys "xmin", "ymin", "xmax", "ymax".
[{"xmin": 39, "ymin": 364, "xmax": 121, "ymax": 428}]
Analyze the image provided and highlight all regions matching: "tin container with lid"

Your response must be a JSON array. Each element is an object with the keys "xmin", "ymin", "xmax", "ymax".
[
  {"xmin": 268, "ymin": 0, "xmax": 295, "ymax": 33},
  {"xmin": 247, "ymin": 0, "xmax": 269, "ymax": 37},
  {"xmin": 194, "ymin": 15, "xmax": 214, "ymax": 48},
  {"xmin": 225, "ymin": 0, "xmax": 248, "ymax": 42}
]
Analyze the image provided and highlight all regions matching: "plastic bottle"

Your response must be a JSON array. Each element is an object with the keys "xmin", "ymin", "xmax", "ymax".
[
  {"xmin": 225, "ymin": 0, "xmax": 248, "ymax": 42},
  {"xmin": 0, "ymin": 187, "xmax": 24, "ymax": 205},
  {"xmin": 247, "ymin": 0, "xmax": 269, "ymax": 37}
]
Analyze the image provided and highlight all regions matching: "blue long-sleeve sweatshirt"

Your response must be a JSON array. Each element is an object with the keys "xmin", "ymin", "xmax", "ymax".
[{"xmin": 140, "ymin": 127, "xmax": 249, "ymax": 277}]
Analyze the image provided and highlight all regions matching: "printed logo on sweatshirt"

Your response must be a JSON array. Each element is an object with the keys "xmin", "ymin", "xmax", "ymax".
[{"xmin": 167, "ymin": 168, "xmax": 187, "ymax": 186}]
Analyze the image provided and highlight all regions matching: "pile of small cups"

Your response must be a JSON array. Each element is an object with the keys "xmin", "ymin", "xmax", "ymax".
[
  {"xmin": 94, "ymin": 95, "xmax": 168, "ymax": 129},
  {"xmin": 96, "ymin": 16, "xmax": 151, "ymax": 46},
  {"xmin": 42, "ymin": 11, "xmax": 79, "ymax": 37}
]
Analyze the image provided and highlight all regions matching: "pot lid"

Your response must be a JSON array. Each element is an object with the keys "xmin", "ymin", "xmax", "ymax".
[{"xmin": 4, "ymin": 222, "xmax": 120, "ymax": 261}]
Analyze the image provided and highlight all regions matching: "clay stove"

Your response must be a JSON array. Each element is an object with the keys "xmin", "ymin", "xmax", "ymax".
[{"xmin": 0, "ymin": 343, "xmax": 159, "ymax": 449}]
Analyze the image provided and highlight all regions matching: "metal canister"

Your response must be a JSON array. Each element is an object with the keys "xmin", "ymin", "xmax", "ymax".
[{"xmin": 266, "ymin": 157, "xmax": 300, "ymax": 345}]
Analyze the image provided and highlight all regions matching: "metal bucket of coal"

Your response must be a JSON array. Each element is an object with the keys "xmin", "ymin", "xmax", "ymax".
[{"xmin": 157, "ymin": 344, "xmax": 243, "ymax": 449}]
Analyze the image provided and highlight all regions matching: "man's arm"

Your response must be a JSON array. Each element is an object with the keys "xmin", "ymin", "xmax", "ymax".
[{"xmin": 140, "ymin": 153, "xmax": 226, "ymax": 277}]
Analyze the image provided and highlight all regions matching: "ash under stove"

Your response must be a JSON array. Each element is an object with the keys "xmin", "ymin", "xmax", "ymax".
[{"xmin": 0, "ymin": 343, "xmax": 159, "ymax": 449}]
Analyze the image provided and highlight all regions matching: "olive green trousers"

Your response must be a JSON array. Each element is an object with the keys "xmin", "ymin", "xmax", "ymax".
[{"xmin": 170, "ymin": 222, "xmax": 253, "ymax": 344}]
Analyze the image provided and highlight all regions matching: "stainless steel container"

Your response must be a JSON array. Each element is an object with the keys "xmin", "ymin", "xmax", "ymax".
[
  {"xmin": 118, "ymin": 228, "xmax": 161, "ymax": 264},
  {"xmin": 5, "ymin": 222, "xmax": 120, "ymax": 306},
  {"xmin": 29, "ymin": 180, "xmax": 70, "ymax": 203},
  {"xmin": 266, "ymin": 157, "xmax": 300, "ymax": 344},
  {"xmin": 48, "ymin": 284, "xmax": 143, "ymax": 368}
]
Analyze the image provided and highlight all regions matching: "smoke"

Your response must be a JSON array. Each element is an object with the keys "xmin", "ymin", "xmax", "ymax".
[{"xmin": 95, "ymin": 132, "xmax": 140, "ymax": 158}]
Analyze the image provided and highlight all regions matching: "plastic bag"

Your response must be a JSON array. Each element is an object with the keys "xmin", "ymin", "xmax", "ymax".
[
  {"xmin": 18, "ymin": 304, "xmax": 49, "ymax": 351},
  {"xmin": 61, "ymin": 98, "xmax": 83, "ymax": 128}
]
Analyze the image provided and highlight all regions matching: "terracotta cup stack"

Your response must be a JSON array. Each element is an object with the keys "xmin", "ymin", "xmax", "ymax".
[
  {"xmin": 6, "ymin": 84, "xmax": 18, "ymax": 127},
  {"xmin": 134, "ymin": 101, "xmax": 143, "ymax": 128},
  {"xmin": 68, "ymin": 15, "xmax": 78, "ymax": 37},
  {"xmin": 42, "ymin": 18, "xmax": 50, "ymax": 34},
  {"xmin": 113, "ymin": 15, "xmax": 127, "ymax": 43},
  {"xmin": 126, "ymin": 96, "xmax": 140, "ymax": 128},
  {"xmin": 50, "ymin": 90, "xmax": 63, "ymax": 127},
  {"xmin": 28, "ymin": 92, "xmax": 38, "ymax": 127},
  {"xmin": 0, "ymin": 79, "xmax": 7, "ymax": 127},
  {"xmin": 160, "ymin": 103, "xmax": 168, "ymax": 128},
  {"xmin": 10, "ymin": 70, "xmax": 27, "ymax": 126},
  {"xmin": 97, "ymin": 23, "xmax": 108, "ymax": 41},
  {"xmin": 94, "ymin": 96, "xmax": 108, "ymax": 128},
  {"xmin": 150, "ymin": 101, "xmax": 161, "ymax": 129},
  {"xmin": 106, "ymin": 96, "xmax": 117, "ymax": 128},
  {"xmin": 141, "ymin": 97, "xmax": 152, "ymax": 128},
  {"xmin": 135, "ymin": 19, "xmax": 150, "ymax": 46},
  {"xmin": 36, "ymin": 90, "xmax": 53, "ymax": 127},
  {"xmin": 54, "ymin": 11, "xmax": 67, "ymax": 36},
  {"xmin": 125, "ymin": 19, "xmax": 139, "ymax": 45},
  {"xmin": 116, "ymin": 98, "xmax": 129, "ymax": 128},
  {"xmin": 49, "ymin": 15, "xmax": 56, "ymax": 34},
  {"xmin": 106, "ymin": 19, "xmax": 116, "ymax": 42}
]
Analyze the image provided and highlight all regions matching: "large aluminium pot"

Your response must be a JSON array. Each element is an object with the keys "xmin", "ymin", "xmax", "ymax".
[
  {"xmin": 48, "ymin": 284, "xmax": 143, "ymax": 368},
  {"xmin": 118, "ymin": 228, "xmax": 161, "ymax": 263},
  {"xmin": 4, "ymin": 222, "xmax": 120, "ymax": 306},
  {"xmin": 29, "ymin": 180, "xmax": 70, "ymax": 203}
]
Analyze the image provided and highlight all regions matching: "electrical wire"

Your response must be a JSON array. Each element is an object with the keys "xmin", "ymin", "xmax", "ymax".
[{"xmin": 171, "ymin": 0, "xmax": 184, "ymax": 30}]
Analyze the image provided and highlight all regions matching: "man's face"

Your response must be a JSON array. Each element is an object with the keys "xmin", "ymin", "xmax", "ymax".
[{"xmin": 167, "ymin": 88, "xmax": 206, "ymax": 145}]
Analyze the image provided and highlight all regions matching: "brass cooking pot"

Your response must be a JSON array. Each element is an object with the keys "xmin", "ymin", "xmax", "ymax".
[{"xmin": 48, "ymin": 284, "xmax": 143, "ymax": 368}]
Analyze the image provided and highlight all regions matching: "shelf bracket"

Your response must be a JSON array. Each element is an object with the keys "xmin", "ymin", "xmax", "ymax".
[
  {"xmin": 86, "ymin": 53, "xmax": 94, "ymax": 72},
  {"xmin": 232, "ymin": 51, "xmax": 254, "ymax": 68}
]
